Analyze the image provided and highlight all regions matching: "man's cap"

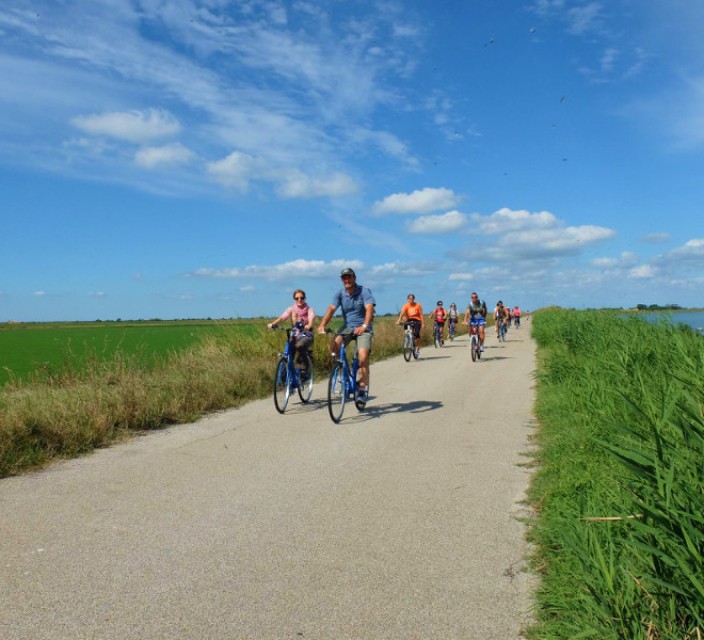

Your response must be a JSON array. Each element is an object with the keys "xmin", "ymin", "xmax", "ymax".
[{"xmin": 340, "ymin": 267, "xmax": 356, "ymax": 277}]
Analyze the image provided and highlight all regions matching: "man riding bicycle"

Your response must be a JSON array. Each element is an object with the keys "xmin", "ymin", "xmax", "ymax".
[
  {"xmin": 318, "ymin": 267, "xmax": 375, "ymax": 402},
  {"xmin": 494, "ymin": 300, "xmax": 510, "ymax": 338},
  {"xmin": 397, "ymin": 293, "xmax": 425, "ymax": 357},
  {"xmin": 463, "ymin": 292, "xmax": 487, "ymax": 351},
  {"xmin": 429, "ymin": 301, "xmax": 447, "ymax": 344}
]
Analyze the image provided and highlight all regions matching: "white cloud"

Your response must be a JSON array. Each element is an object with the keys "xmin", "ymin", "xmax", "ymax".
[
  {"xmin": 191, "ymin": 259, "xmax": 365, "ymax": 280},
  {"xmin": 276, "ymin": 170, "xmax": 358, "ymax": 198},
  {"xmin": 629, "ymin": 265, "xmax": 657, "ymax": 279},
  {"xmin": 566, "ymin": 3, "xmax": 603, "ymax": 36},
  {"xmin": 372, "ymin": 187, "xmax": 462, "ymax": 215},
  {"xmin": 407, "ymin": 210, "xmax": 467, "ymax": 234},
  {"xmin": 473, "ymin": 208, "xmax": 557, "ymax": 235},
  {"xmin": 135, "ymin": 143, "xmax": 195, "ymax": 169},
  {"xmin": 641, "ymin": 232, "xmax": 671, "ymax": 244},
  {"xmin": 207, "ymin": 151, "xmax": 266, "ymax": 192},
  {"xmin": 71, "ymin": 109, "xmax": 181, "ymax": 143},
  {"xmin": 667, "ymin": 238, "xmax": 704, "ymax": 262},
  {"xmin": 206, "ymin": 151, "xmax": 356, "ymax": 197},
  {"xmin": 468, "ymin": 208, "xmax": 616, "ymax": 259}
]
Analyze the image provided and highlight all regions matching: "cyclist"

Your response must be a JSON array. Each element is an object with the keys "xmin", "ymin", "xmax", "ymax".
[
  {"xmin": 318, "ymin": 267, "xmax": 375, "ymax": 402},
  {"xmin": 463, "ymin": 292, "xmax": 487, "ymax": 351},
  {"xmin": 513, "ymin": 305, "xmax": 522, "ymax": 328},
  {"xmin": 429, "ymin": 300, "xmax": 447, "ymax": 344},
  {"xmin": 267, "ymin": 289, "xmax": 315, "ymax": 378},
  {"xmin": 493, "ymin": 300, "xmax": 510, "ymax": 338},
  {"xmin": 397, "ymin": 293, "xmax": 425, "ymax": 357},
  {"xmin": 447, "ymin": 303, "xmax": 460, "ymax": 339}
]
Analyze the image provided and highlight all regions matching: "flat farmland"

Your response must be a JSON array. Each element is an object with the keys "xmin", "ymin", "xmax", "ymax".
[{"xmin": 0, "ymin": 320, "xmax": 259, "ymax": 386}]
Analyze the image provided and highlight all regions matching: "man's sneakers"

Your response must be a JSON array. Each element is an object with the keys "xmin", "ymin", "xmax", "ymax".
[
  {"xmin": 480, "ymin": 345, "xmax": 485, "ymax": 352},
  {"xmin": 414, "ymin": 348, "xmax": 420, "ymax": 358}
]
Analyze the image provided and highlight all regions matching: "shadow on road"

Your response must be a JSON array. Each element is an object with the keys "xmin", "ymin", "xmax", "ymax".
[{"xmin": 354, "ymin": 398, "xmax": 443, "ymax": 421}]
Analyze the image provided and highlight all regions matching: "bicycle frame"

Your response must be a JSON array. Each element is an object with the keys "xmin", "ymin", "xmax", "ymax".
[
  {"xmin": 273, "ymin": 327, "xmax": 313, "ymax": 413},
  {"xmin": 327, "ymin": 333, "xmax": 366, "ymax": 423},
  {"xmin": 338, "ymin": 340, "xmax": 359, "ymax": 397}
]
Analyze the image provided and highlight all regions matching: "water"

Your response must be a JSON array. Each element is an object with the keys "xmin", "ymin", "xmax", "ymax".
[{"xmin": 640, "ymin": 310, "xmax": 704, "ymax": 334}]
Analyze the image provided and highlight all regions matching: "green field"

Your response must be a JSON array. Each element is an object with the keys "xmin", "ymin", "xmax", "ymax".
[{"xmin": 0, "ymin": 320, "xmax": 262, "ymax": 386}]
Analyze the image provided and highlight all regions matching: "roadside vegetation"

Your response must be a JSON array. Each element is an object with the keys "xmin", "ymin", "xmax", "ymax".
[
  {"xmin": 528, "ymin": 308, "xmax": 704, "ymax": 639},
  {"xmin": 0, "ymin": 318, "xmax": 407, "ymax": 477}
]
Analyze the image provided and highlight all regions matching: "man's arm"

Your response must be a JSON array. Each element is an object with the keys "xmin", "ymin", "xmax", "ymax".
[
  {"xmin": 317, "ymin": 303, "xmax": 338, "ymax": 333},
  {"xmin": 354, "ymin": 302, "xmax": 375, "ymax": 336}
]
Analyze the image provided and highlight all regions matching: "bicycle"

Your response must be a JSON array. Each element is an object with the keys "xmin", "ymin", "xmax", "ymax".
[
  {"xmin": 326, "ymin": 331, "xmax": 368, "ymax": 423},
  {"xmin": 448, "ymin": 318, "xmax": 457, "ymax": 341},
  {"xmin": 433, "ymin": 321, "xmax": 444, "ymax": 348},
  {"xmin": 272, "ymin": 327, "xmax": 314, "ymax": 413},
  {"xmin": 402, "ymin": 322, "xmax": 418, "ymax": 362},
  {"xmin": 496, "ymin": 318, "xmax": 507, "ymax": 342},
  {"xmin": 468, "ymin": 322, "xmax": 482, "ymax": 362}
]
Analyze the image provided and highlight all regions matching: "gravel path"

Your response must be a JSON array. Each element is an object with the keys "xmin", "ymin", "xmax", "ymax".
[{"xmin": 1, "ymin": 319, "xmax": 537, "ymax": 640}]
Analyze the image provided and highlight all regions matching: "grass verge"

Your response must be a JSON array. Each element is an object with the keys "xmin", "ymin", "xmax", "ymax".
[
  {"xmin": 527, "ymin": 308, "xmax": 704, "ymax": 639},
  {"xmin": 0, "ymin": 318, "xmax": 416, "ymax": 477}
]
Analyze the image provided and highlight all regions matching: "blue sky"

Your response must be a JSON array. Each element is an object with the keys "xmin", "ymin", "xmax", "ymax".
[{"xmin": 1, "ymin": 0, "xmax": 703, "ymax": 321}]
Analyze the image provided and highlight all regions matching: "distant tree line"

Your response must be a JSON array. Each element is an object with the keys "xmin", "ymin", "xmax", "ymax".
[{"xmin": 635, "ymin": 303, "xmax": 682, "ymax": 311}]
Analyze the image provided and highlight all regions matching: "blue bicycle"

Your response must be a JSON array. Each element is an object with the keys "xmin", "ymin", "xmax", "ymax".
[
  {"xmin": 326, "ymin": 331, "xmax": 368, "ymax": 423},
  {"xmin": 272, "ymin": 326, "xmax": 314, "ymax": 413}
]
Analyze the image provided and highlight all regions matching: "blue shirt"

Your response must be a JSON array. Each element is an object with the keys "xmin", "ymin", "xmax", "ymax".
[{"xmin": 332, "ymin": 285, "xmax": 375, "ymax": 330}]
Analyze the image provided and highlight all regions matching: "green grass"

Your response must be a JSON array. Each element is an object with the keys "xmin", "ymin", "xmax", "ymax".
[
  {"xmin": 0, "ymin": 317, "xmax": 407, "ymax": 477},
  {"xmin": 528, "ymin": 308, "xmax": 704, "ymax": 639},
  {"xmin": 0, "ymin": 320, "xmax": 261, "ymax": 386}
]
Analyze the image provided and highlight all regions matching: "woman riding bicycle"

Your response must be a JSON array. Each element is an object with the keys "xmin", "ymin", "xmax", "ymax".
[
  {"xmin": 268, "ymin": 289, "xmax": 315, "ymax": 377},
  {"xmin": 447, "ymin": 303, "xmax": 459, "ymax": 338},
  {"xmin": 429, "ymin": 301, "xmax": 447, "ymax": 344},
  {"xmin": 397, "ymin": 293, "xmax": 425, "ymax": 357}
]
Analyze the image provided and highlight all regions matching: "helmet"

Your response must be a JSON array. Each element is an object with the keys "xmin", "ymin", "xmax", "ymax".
[{"xmin": 340, "ymin": 267, "xmax": 356, "ymax": 277}]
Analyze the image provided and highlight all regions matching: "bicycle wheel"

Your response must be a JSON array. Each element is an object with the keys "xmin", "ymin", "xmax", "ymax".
[
  {"xmin": 327, "ymin": 362, "xmax": 346, "ymax": 423},
  {"xmin": 434, "ymin": 327, "xmax": 441, "ymax": 348},
  {"xmin": 470, "ymin": 336, "xmax": 478, "ymax": 362},
  {"xmin": 297, "ymin": 352, "xmax": 314, "ymax": 403},
  {"xmin": 273, "ymin": 357, "xmax": 291, "ymax": 413},
  {"xmin": 403, "ymin": 332, "xmax": 413, "ymax": 362}
]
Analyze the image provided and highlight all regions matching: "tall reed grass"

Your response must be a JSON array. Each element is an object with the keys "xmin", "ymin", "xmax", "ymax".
[
  {"xmin": 528, "ymin": 308, "xmax": 704, "ymax": 639},
  {"xmin": 0, "ymin": 318, "xmax": 406, "ymax": 478}
]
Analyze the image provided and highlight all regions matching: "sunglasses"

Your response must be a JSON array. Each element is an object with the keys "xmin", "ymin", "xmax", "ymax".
[{"xmin": 294, "ymin": 296, "xmax": 305, "ymax": 301}]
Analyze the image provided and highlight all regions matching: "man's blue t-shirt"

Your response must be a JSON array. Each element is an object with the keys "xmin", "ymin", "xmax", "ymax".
[{"xmin": 332, "ymin": 285, "xmax": 375, "ymax": 329}]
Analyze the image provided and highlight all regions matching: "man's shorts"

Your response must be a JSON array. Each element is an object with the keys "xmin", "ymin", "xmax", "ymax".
[
  {"xmin": 469, "ymin": 318, "xmax": 486, "ymax": 327},
  {"xmin": 339, "ymin": 326, "xmax": 373, "ymax": 351},
  {"xmin": 404, "ymin": 319, "xmax": 422, "ymax": 339}
]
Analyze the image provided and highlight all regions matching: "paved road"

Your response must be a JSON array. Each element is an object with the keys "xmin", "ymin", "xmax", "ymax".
[{"xmin": 1, "ymin": 319, "xmax": 536, "ymax": 640}]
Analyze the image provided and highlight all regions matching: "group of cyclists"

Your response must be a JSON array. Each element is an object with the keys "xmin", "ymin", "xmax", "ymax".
[
  {"xmin": 268, "ymin": 267, "xmax": 522, "ymax": 408},
  {"xmin": 397, "ymin": 293, "xmax": 521, "ymax": 355}
]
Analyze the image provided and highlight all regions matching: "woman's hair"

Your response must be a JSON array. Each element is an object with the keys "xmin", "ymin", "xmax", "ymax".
[{"xmin": 293, "ymin": 289, "xmax": 306, "ymax": 300}]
